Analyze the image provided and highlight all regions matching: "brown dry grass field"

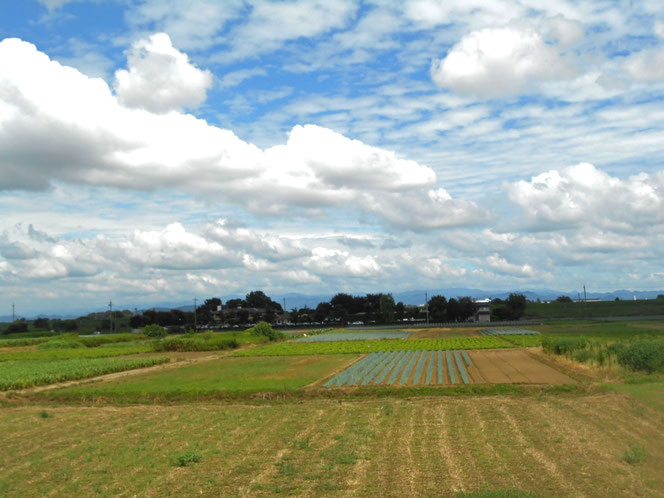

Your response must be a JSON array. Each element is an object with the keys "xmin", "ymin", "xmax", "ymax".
[{"xmin": 0, "ymin": 393, "xmax": 663, "ymax": 496}]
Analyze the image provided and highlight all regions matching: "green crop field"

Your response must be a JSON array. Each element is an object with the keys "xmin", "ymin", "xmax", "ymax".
[
  {"xmin": 234, "ymin": 336, "xmax": 513, "ymax": 356},
  {"xmin": 42, "ymin": 355, "xmax": 353, "ymax": 401},
  {"xmin": 0, "ymin": 344, "xmax": 153, "ymax": 361},
  {"xmin": 523, "ymin": 299, "xmax": 664, "ymax": 319},
  {"xmin": 296, "ymin": 331, "xmax": 412, "ymax": 342},
  {"xmin": 0, "ymin": 356, "xmax": 169, "ymax": 390}
]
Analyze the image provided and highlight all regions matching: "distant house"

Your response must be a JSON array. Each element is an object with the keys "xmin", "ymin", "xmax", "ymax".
[{"xmin": 474, "ymin": 299, "xmax": 491, "ymax": 323}]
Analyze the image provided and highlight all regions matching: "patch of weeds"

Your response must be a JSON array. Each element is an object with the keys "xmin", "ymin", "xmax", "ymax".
[
  {"xmin": 174, "ymin": 451, "xmax": 202, "ymax": 467},
  {"xmin": 316, "ymin": 479, "xmax": 340, "ymax": 492},
  {"xmin": 579, "ymin": 438, "xmax": 587, "ymax": 443},
  {"xmin": 553, "ymin": 435, "xmax": 565, "ymax": 444},
  {"xmin": 621, "ymin": 444, "xmax": 647, "ymax": 465},
  {"xmin": 291, "ymin": 436, "xmax": 311, "ymax": 450},
  {"xmin": 334, "ymin": 449, "xmax": 358, "ymax": 465},
  {"xmin": 276, "ymin": 457, "xmax": 297, "ymax": 476},
  {"xmin": 380, "ymin": 403, "xmax": 393, "ymax": 416},
  {"xmin": 38, "ymin": 410, "xmax": 51, "ymax": 419}
]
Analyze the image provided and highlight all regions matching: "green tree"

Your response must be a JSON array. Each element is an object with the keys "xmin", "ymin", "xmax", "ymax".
[
  {"xmin": 428, "ymin": 295, "xmax": 447, "ymax": 322},
  {"xmin": 33, "ymin": 317, "xmax": 50, "ymax": 329},
  {"xmin": 378, "ymin": 294, "xmax": 396, "ymax": 323},
  {"xmin": 505, "ymin": 293, "xmax": 527, "ymax": 319}
]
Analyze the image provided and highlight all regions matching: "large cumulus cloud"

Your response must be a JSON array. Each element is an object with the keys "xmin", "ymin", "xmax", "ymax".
[{"xmin": 0, "ymin": 37, "xmax": 485, "ymax": 231}]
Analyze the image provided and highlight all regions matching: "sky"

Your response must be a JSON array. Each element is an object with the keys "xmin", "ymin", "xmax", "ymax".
[{"xmin": 1, "ymin": 0, "xmax": 664, "ymax": 315}]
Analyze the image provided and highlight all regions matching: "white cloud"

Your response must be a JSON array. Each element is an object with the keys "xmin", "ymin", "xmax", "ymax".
[
  {"xmin": 305, "ymin": 247, "xmax": 381, "ymax": 278},
  {"xmin": 222, "ymin": 0, "xmax": 357, "ymax": 61},
  {"xmin": 0, "ymin": 38, "xmax": 484, "ymax": 231},
  {"xmin": 127, "ymin": 0, "xmax": 244, "ymax": 51},
  {"xmin": 432, "ymin": 25, "xmax": 575, "ymax": 96},
  {"xmin": 655, "ymin": 21, "xmax": 664, "ymax": 39},
  {"xmin": 542, "ymin": 15, "xmax": 583, "ymax": 48},
  {"xmin": 37, "ymin": 0, "xmax": 74, "ymax": 10},
  {"xmin": 417, "ymin": 257, "xmax": 466, "ymax": 278},
  {"xmin": 507, "ymin": 163, "xmax": 664, "ymax": 230},
  {"xmin": 486, "ymin": 253, "xmax": 537, "ymax": 278},
  {"xmin": 624, "ymin": 47, "xmax": 664, "ymax": 82},
  {"xmin": 114, "ymin": 33, "xmax": 212, "ymax": 113}
]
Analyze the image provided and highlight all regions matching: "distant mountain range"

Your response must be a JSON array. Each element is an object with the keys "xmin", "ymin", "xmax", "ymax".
[{"xmin": 3, "ymin": 288, "xmax": 664, "ymax": 321}]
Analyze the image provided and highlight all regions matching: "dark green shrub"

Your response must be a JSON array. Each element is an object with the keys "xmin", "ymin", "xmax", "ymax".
[
  {"xmin": 616, "ymin": 340, "xmax": 664, "ymax": 373},
  {"xmin": 249, "ymin": 321, "xmax": 284, "ymax": 341},
  {"xmin": 143, "ymin": 324, "xmax": 167, "ymax": 339}
]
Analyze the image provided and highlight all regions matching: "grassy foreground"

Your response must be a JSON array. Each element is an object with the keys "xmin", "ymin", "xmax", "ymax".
[{"xmin": 1, "ymin": 394, "xmax": 662, "ymax": 496}]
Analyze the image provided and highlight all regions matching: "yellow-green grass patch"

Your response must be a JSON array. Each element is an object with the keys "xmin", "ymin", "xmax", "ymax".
[{"xmin": 43, "ymin": 355, "xmax": 355, "ymax": 401}]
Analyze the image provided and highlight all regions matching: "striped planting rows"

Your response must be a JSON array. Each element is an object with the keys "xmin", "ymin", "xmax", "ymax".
[{"xmin": 324, "ymin": 349, "xmax": 472, "ymax": 387}]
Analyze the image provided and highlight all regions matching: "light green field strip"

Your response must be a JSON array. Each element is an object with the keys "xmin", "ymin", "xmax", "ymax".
[{"xmin": 235, "ymin": 336, "xmax": 513, "ymax": 357}]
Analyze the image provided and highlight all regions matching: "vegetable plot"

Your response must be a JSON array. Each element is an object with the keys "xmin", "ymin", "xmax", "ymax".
[
  {"xmin": 324, "ymin": 350, "xmax": 473, "ymax": 387},
  {"xmin": 235, "ymin": 336, "xmax": 513, "ymax": 357}
]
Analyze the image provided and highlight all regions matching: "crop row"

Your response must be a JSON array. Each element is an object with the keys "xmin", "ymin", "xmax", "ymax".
[
  {"xmin": 234, "ymin": 336, "xmax": 512, "ymax": 357},
  {"xmin": 324, "ymin": 349, "xmax": 472, "ymax": 387},
  {"xmin": 0, "ymin": 356, "xmax": 169, "ymax": 390},
  {"xmin": 296, "ymin": 331, "xmax": 412, "ymax": 342}
]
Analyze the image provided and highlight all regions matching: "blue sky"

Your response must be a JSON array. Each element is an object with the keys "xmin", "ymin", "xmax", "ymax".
[{"xmin": 1, "ymin": 0, "xmax": 664, "ymax": 315}]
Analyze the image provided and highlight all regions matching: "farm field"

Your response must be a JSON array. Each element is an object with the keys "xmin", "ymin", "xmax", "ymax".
[
  {"xmin": 296, "ymin": 331, "xmax": 412, "ymax": 342},
  {"xmin": 40, "ymin": 355, "xmax": 353, "ymax": 401},
  {"xmin": 0, "ymin": 356, "xmax": 169, "ymax": 390},
  {"xmin": 1, "ymin": 394, "xmax": 663, "ymax": 496},
  {"xmin": 0, "ymin": 319, "xmax": 662, "ymax": 495},
  {"xmin": 235, "ymin": 335, "xmax": 514, "ymax": 356},
  {"xmin": 325, "ymin": 349, "xmax": 574, "ymax": 387}
]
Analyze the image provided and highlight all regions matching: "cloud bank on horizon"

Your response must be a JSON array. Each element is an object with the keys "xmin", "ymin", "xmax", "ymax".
[{"xmin": 1, "ymin": 0, "xmax": 664, "ymax": 314}]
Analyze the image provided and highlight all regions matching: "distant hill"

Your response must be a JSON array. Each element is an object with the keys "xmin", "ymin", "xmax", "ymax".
[{"xmin": 3, "ymin": 288, "xmax": 663, "ymax": 321}]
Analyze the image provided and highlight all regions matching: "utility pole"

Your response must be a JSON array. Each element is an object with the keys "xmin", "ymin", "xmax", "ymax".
[
  {"xmin": 12, "ymin": 303, "xmax": 15, "ymax": 322},
  {"xmin": 193, "ymin": 297, "xmax": 198, "ymax": 332},
  {"xmin": 108, "ymin": 301, "xmax": 113, "ymax": 334},
  {"xmin": 583, "ymin": 284, "xmax": 588, "ymax": 320},
  {"xmin": 425, "ymin": 292, "xmax": 429, "ymax": 326}
]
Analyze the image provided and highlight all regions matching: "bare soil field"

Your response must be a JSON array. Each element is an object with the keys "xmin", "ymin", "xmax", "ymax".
[
  {"xmin": 1, "ymin": 394, "xmax": 662, "ymax": 496},
  {"xmin": 468, "ymin": 350, "xmax": 575, "ymax": 385}
]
